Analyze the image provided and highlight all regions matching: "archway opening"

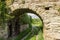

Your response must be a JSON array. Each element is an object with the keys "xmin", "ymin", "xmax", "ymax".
[{"xmin": 7, "ymin": 8, "xmax": 44, "ymax": 40}]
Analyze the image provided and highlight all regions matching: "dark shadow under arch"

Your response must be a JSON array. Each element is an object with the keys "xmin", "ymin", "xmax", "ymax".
[{"xmin": 8, "ymin": 8, "xmax": 44, "ymax": 38}]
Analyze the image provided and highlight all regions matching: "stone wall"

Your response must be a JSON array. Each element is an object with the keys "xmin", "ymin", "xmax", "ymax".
[
  {"xmin": 20, "ymin": 24, "xmax": 29, "ymax": 32},
  {"xmin": 0, "ymin": 24, "xmax": 8, "ymax": 39},
  {"xmin": 7, "ymin": 0, "xmax": 60, "ymax": 40}
]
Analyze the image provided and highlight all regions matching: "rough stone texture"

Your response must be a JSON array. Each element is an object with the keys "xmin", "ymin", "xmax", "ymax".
[
  {"xmin": 6, "ymin": 0, "xmax": 60, "ymax": 40},
  {"xmin": 20, "ymin": 24, "xmax": 29, "ymax": 32},
  {"xmin": 0, "ymin": 24, "xmax": 8, "ymax": 39}
]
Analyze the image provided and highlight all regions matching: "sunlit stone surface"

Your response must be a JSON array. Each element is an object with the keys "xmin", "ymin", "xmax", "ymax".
[{"xmin": 5, "ymin": 0, "xmax": 60, "ymax": 40}]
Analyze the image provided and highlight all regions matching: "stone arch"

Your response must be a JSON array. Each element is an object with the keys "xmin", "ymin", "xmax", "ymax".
[
  {"xmin": 12, "ymin": 8, "xmax": 44, "ymax": 31},
  {"xmin": 11, "ymin": 8, "xmax": 44, "ymax": 28},
  {"xmin": 11, "ymin": 8, "xmax": 43, "ymax": 23},
  {"xmin": 8, "ymin": 8, "xmax": 44, "ymax": 38}
]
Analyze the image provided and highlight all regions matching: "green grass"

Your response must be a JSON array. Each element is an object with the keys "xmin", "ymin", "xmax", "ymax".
[
  {"xmin": 24, "ymin": 31, "xmax": 33, "ymax": 40},
  {"xmin": 24, "ymin": 30, "xmax": 36, "ymax": 40},
  {"xmin": 14, "ymin": 28, "xmax": 31, "ymax": 40},
  {"xmin": 30, "ymin": 35, "xmax": 36, "ymax": 40},
  {"xmin": 38, "ymin": 30, "xmax": 44, "ymax": 40},
  {"xmin": 24, "ymin": 27, "xmax": 39, "ymax": 40},
  {"xmin": 24, "ymin": 27, "xmax": 43, "ymax": 40}
]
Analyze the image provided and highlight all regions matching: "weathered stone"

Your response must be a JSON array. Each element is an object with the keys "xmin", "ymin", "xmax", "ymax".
[{"xmin": 5, "ymin": 0, "xmax": 60, "ymax": 40}]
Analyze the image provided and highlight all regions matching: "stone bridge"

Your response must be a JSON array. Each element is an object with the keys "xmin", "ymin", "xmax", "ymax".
[{"xmin": 6, "ymin": 0, "xmax": 60, "ymax": 40}]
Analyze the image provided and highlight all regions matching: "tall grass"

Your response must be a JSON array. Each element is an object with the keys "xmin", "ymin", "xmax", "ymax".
[{"xmin": 38, "ymin": 30, "xmax": 44, "ymax": 40}]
